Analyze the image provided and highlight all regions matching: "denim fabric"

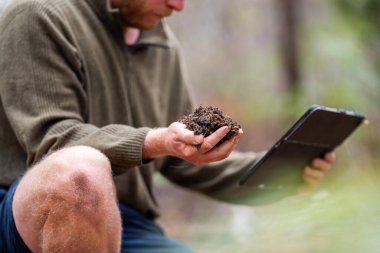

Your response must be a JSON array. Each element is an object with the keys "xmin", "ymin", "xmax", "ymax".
[
  {"xmin": 119, "ymin": 203, "xmax": 194, "ymax": 253},
  {"xmin": 0, "ymin": 179, "xmax": 32, "ymax": 253}
]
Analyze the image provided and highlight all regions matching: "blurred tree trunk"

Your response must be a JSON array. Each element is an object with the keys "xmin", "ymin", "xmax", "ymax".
[{"xmin": 278, "ymin": 0, "xmax": 301, "ymax": 92}]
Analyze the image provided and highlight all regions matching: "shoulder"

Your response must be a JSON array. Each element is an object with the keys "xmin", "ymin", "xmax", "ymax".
[
  {"xmin": 1, "ymin": 0, "xmax": 66, "ymax": 16},
  {"xmin": 0, "ymin": 0, "xmax": 74, "ymax": 32}
]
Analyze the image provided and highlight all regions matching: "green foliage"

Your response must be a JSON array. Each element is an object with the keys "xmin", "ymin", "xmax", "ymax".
[
  {"xmin": 334, "ymin": 0, "xmax": 380, "ymax": 22},
  {"xmin": 301, "ymin": 19, "xmax": 374, "ymax": 110},
  {"xmin": 330, "ymin": 0, "xmax": 380, "ymax": 154},
  {"xmin": 332, "ymin": 0, "xmax": 380, "ymax": 65}
]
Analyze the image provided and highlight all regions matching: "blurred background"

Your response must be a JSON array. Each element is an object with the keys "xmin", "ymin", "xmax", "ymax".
[
  {"xmin": 155, "ymin": 0, "xmax": 380, "ymax": 252},
  {"xmin": 0, "ymin": 0, "xmax": 378, "ymax": 252}
]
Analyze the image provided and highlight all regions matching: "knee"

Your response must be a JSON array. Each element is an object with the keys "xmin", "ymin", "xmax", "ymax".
[
  {"xmin": 13, "ymin": 146, "xmax": 119, "ymax": 252},
  {"xmin": 61, "ymin": 170, "xmax": 111, "ymax": 218},
  {"xmin": 48, "ymin": 145, "xmax": 112, "ymax": 175},
  {"xmin": 33, "ymin": 146, "xmax": 115, "ymax": 215},
  {"xmin": 39, "ymin": 146, "xmax": 112, "ymax": 183}
]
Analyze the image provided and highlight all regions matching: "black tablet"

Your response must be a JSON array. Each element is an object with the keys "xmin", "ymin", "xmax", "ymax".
[{"xmin": 239, "ymin": 104, "xmax": 366, "ymax": 190}]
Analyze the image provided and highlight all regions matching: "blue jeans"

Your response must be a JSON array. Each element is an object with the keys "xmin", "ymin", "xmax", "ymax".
[
  {"xmin": 0, "ymin": 178, "xmax": 31, "ymax": 253},
  {"xmin": 119, "ymin": 203, "xmax": 193, "ymax": 253},
  {"xmin": 0, "ymin": 179, "xmax": 193, "ymax": 253}
]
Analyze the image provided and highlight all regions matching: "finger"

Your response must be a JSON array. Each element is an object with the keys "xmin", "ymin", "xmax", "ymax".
[
  {"xmin": 312, "ymin": 158, "xmax": 332, "ymax": 172},
  {"xmin": 172, "ymin": 122, "xmax": 204, "ymax": 145},
  {"xmin": 196, "ymin": 145, "xmax": 231, "ymax": 164},
  {"xmin": 199, "ymin": 131, "xmax": 242, "ymax": 163},
  {"xmin": 199, "ymin": 126, "xmax": 230, "ymax": 153},
  {"xmin": 304, "ymin": 166, "xmax": 324, "ymax": 180},
  {"xmin": 206, "ymin": 128, "xmax": 243, "ymax": 157},
  {"xmin": 231, "ymin": 137, "xmax": 238, "ymax": 145},
  {"xmin": 180, "ymin": 132, "xmax": 202, "ymax": 145},
  {"xmin": 303, "ymin": 174, "xmax": 318, "ymax": 188},
  {"xmin": 231, "ymin": 128, "xmax": 244, "ymax": 145},
  {"xmin": 180, "ymin": 144, "xmax": 200, "ymax": 159},
  {"xmin": 324, "ymin": 152, "xmax": 336, "ymax": 163}
]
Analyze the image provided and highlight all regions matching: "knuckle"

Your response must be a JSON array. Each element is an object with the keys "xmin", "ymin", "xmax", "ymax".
[
  {"xmin": 202, "ymin": 142, "xmax": 213, "ymax": 151},
  {"xmin": 168, "ymin": 123, "xmax": 178, "ymax": 133},
  {"xmin": 182, "ymin": 148, "xmax": 196, "ymax": 159},
  {"xmin": 183, "ymin": 133, "xmax": 194, "ymax": 143},
  {"xmin": 172, "ymin": 142, "xmax": 182, "ymax": 153},
  {"xmin": 182, "ymin": 152, "xmax": 192, "ymax": 159}
]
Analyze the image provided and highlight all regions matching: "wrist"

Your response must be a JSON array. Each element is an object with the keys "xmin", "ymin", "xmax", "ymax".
[{"xmin": 142, "ymin": 128, "xmax": 168, "ymax": 159}]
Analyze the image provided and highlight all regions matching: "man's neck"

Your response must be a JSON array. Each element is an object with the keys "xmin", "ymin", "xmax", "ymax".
[{"xmin": 124, "ymin": 27, "xmax": 141, "ymax": 45}]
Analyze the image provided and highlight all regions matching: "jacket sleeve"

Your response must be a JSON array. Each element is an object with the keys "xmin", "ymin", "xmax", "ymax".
[
  {"xmin": 159, "ymin": 151, "xmax": 296, "ymax": 206},
  {"xmin": 0, "ymin": 2, "xmax": 149, "ymax": 174}
]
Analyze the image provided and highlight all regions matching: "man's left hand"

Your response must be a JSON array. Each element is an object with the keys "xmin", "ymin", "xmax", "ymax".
[{"xmin": 300, "ymin": 152, "xmax": 336, "ymax": 192}]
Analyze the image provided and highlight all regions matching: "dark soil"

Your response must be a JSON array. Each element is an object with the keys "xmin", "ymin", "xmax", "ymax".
[{"xmin": 179, "ymin": 105, "xmax": 241, "ymax": 145}]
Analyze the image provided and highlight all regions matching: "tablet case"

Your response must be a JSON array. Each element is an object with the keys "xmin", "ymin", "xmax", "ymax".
[{"xmin": 239, "ymin": 105, "xmax": 366, "ymax": 192}]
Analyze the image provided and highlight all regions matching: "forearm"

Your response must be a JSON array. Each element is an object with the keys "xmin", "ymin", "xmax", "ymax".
[
  {"xmin": 161, "ymin": 151, "xmax": 262, "ymax": 197},
  {"xmin": 142, "ymin": 128, "xmax": 169, "ymax": 159},
  {"xmin": 29, "ymin": 119, "xmax": 151, "ymax": 174}
]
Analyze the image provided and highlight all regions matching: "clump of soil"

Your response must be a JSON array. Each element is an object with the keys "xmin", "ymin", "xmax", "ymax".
[{"xmin": 179, "ymin": 105, "xmax": 241, "ymax": 145}]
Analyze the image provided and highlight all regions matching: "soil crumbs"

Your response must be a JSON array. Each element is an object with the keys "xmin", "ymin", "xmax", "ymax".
[{"xmin": 179, "ymin": 105, "xmax": 241, "ymax": 145}]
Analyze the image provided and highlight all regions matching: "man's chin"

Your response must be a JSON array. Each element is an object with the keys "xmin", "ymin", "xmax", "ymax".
[
  {"xmin": 140, "ymin": 22, "xmax": 159, "ymax": 31},
  {"xmin": 125, "ymin": 20, "xmax": 160, "ymax": 31}
]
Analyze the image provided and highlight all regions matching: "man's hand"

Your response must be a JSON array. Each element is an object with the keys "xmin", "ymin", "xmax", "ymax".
[
  {"xmin": 143, "ymin": 122, "xmax": 243, "ymax": 165},
  {"xmin": 299, "ymin": 152, "xmax": 336, "ymax": 193}
]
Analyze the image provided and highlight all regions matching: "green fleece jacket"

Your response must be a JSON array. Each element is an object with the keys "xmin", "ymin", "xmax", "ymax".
[{"xmin": 0, "ymin": 0, "xmax": 262, "ymax": 217}]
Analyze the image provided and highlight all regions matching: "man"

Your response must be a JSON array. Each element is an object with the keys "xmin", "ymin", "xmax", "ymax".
[{"xmin": 0, "ymin": 0, "xmax": 335, "ymax": 252}]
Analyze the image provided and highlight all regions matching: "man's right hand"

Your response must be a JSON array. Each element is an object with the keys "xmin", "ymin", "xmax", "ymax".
[{"xmin": 143, "ymin": 122, "xmax": 243, "ymax": 165}]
